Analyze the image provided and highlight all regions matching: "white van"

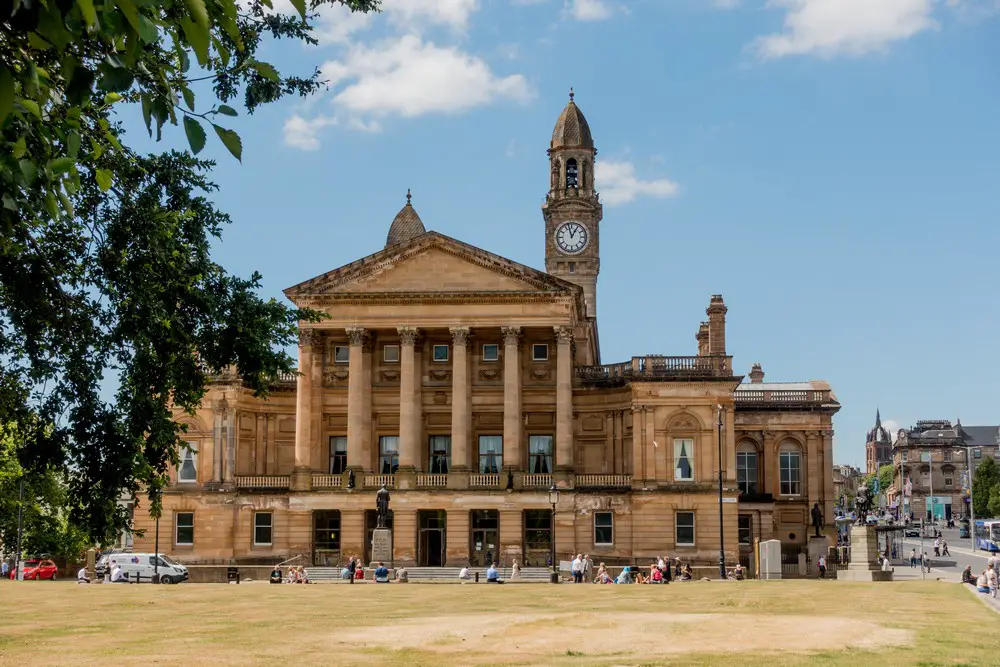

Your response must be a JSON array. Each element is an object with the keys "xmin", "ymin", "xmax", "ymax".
[{"xmin": 116, "ymin": 553, "xmax": 189, "ymax": 584}]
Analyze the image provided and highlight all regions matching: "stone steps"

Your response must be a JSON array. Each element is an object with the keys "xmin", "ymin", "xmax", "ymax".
[{"xmin": 305, "ymin": 566, "xmax": 553, "ymax": 582}]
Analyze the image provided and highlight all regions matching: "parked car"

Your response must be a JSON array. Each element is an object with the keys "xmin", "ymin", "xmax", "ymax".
[
  {"xmin": 10, "ymin": 559, "xmax": 58, "ymax": 580},
  {"xmin": 904, "ymin": 527, "xmax": 921, "ymax": 538}
]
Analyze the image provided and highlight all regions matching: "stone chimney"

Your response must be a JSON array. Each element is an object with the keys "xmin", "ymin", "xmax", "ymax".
[
  {"xmin": 706, "ymin": 294, "xmax": 727, "ymax": 356},
  {"xmin": 749, "ymin": 363, "xmax": 764, "ymax": 384},
  {"xmin": 696, "ymin": 322, "xmax": 709, "ymax": 356}
]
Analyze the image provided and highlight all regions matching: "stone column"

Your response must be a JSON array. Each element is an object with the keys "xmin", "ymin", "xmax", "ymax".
[
  {"xmin": 309, "ymin": 331, "xmax": 324, "ymax": 472},
  {"xmin": 762, "ymin": 430, "xmax": 777, "ymax": 496},
  {"xmin": 398, "ymin": 327, "xmax": 420, "ymax": 473},
  {"xmin": 254, "ymin": 413, "xmax": 265, "ymax": 475},
  {"xmin": 449, "ymin": 327, "xmax": 471, "ymax": 472},
  {"xmin": 292, "ymin": 329, "xmax": 315, "ymax": 491},
  {"xmin": 502, "ymin": 326, "xmax": 522, "ymax": 470},
  {"xmin": 346, "ymin": 327, "xmax": 367, "ymax": 471},
  {"xmin": 555, "ymin": 326, "xmax": 574, "ymax": 475},
  {"xmin": 224, "ymin": 408, "xmax": 236, "ymax": 484},
  {"xmin": 806, "ymin": 431, "xmax": 819, "ymax": 507},
  {"xmin": 360, "ymin": 339, "xmax": 373, "ymax": 471},
  {"xmin": 822, "ymin": 430, "xmax": 835, "ymax": 527},
  {"xmin": 212, "ymin": 404, "xmax": 224, "ymax": 483}
]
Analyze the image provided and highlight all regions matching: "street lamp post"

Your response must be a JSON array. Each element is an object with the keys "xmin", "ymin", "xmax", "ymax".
[
  {"xmin": 548, "ymin": 484, "xmax": 560, "ymax": 584},
  {"xmin": 716, "ymin": 405, "xmax": 726, "ymax": 580},
  {"xmin": 14, "ymin": 478, "xmax": 24, "ymax": 581},
  {"xmin": 966, "ymin": 446, "xmax": 975, "ymax": 553}
]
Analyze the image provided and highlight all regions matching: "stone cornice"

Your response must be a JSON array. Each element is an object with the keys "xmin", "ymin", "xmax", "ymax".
[{"xmin": 297, "ymin": 292, "xmax": 578, "ymax": 307}]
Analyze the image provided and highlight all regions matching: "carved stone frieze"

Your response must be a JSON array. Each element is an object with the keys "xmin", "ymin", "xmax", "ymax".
[
  {"xmin": 479, "ymin": 368, "xmax": 501, "ymax": 381},
  {"xmin": 380, "ymin": 370, "xmax": 401, "ymax": 382},
  {"xmin": 501, "ymin": 326, "xmax": 522, "ymax": 347},
  {"xmin": 397, "ymin": 326, "xmax": 419, "ymax": 346},
  {"xmin": 531, "ymin": 368, "xmax": 552, "ymax": 381},
  {"xmin": 429, "ymin": 369, "xmax": 452, "ymax": 381},
  {"xmin": 433, "ymin": 391, "xmax": 448, "ymax": 405},
  {"xmin": 345, "ymin": 327, "xmax": 368, "ymax": 347},
  {"xmin": 555, "ymin": 326, "xmax": 574, "ymax": 345},
  {"xmin": 449, "ymin": 326, "xmax": 470, "ymax": 347},
  {"xmin": 298, "ymin": 328, "xmax": 318, "ymax": 348}
]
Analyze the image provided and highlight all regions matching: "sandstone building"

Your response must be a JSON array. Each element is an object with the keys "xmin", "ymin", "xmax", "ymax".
[
  {"xmin": 133, "ymin": 94, "xmax": 841, "ymax": 569},
  {"xmin": 865, "ymin": 410, "xmax": 892, "ymax": 475}
]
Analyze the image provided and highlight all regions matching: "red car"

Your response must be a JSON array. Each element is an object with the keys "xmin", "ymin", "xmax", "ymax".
[{"xmin": 10, "ymin": 559, "xmax": 58, "ymax": 580}]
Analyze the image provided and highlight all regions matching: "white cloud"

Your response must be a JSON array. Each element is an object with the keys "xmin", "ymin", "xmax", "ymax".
[
  {"xmin": 882, "ymin": 419, "xmax": 902, "ymax": 443},
  {"xmin": 714, "ymin": 0, "xmax": 742, "ymax": 8},
  {"xmin": 283, "ymin": 115, "xmax": 338, "ymax": 151},
  {"xmin": 384, "ymin": 0, "xmax": 479, "ymax": 31},
  {"xmin": 565, "ymin": 0, "xmax": 613, "ymax": 21},
  {"xmin": 754, "ymin": 0, "xmax": 938, "ymax": 58},
  {"xmin": 313, "ymin": 3, "xmax": 375, "ymax": 44},
  {"xmin": 596, "ymin": 160, "xmax": 680, "ymax": 206},
  {"xmin": 321, "ymin": 35, "xmax": 532, "ymax": 118}
]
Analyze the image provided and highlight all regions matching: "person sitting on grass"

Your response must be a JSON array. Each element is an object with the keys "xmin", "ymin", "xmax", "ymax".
[
  {"xmin": 269, "ymin": 566, "xmax": 282, "ymax": 584},
  {"xmin": 458, "ymin": 566, "xmax": 472, "ymax": 581},
  {"xmin": 77, "ymin": 566, "xmax": 90, "ymax": 584},
  {"xmin": 395, "ymin": 566, "xmax": 409, "ymax": 583},
  {"xmin": 648, "ymin": 564, "xmax": 663, "ymax": 584},
  {"xmin": 681, "ymin": 564, "xmax": 693, "ymax": 581},
  {"xmin": 300, "ymin": 567, "xmax": 310, "ymax": 584},
  {"xmin": 961, "ymin": 565, "xmax": 974, "ymax": 584},
  {"xmin": 374, "ymin": 561, "xmax": 390, "ymax": 583},
  {"xmin": 486, "ymin": 562, "xmax": 502, "ymax": 584},
  {"xmin": 733, "ymin": 563, "xmax": 745, "ymax": 581},
  {"xmin": 615, "ymin": 566, "xmax": 632, "ymax": 584},
  {"xmin": 976, "ymin": 570, "xmax": 990, "ymax": 594}
]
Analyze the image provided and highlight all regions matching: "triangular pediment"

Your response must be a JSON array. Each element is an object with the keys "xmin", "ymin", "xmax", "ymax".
[{"xmin": 284, "ymin": 232, "xmax": 579, "ymax": 299}]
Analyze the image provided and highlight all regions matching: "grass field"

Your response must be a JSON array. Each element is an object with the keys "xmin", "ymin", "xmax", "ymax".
[{"xmin": 1, "ymin": 580, "xmax": 997, "ymax": 666}]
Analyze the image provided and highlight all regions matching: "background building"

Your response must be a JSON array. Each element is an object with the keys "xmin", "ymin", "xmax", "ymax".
[
  {"xmin": 865, "ymin": 410, "xmax": 892, "ymax": 475},
  {"xmin": 833, "ymin": 464, "xmax": 862, "ymax": 513},
  {"xmin": 889, "ymin": 420, "xmax": 1000, "ymax": 521},
  {"xmin": 133, "ymin": 94, "xmax": 840, "ymax": 568}
]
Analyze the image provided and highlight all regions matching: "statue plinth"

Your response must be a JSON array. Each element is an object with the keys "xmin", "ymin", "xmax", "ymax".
[
  {"xmin": 837, "ymin": 525, "xmax": 893, "ymax": 582},
  {"xmin": 371, "ymin": 528, "xmax": 393, "ymax": 566}
]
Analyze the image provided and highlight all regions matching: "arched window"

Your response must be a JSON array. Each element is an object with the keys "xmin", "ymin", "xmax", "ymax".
[
  {"xmin": 736, "ymin": 441, "xmax": 759, "ymax": 496},
  {"xmin": 779, "ymin": 441, "xmax": 803, "ymax": 496},
  {"xmin": 566, "ymin": 158, "xmax": 578, "ymax": 188},
  {"xmin": 580, "ymin": 160, "xmax": 587, "ymax": 190}
]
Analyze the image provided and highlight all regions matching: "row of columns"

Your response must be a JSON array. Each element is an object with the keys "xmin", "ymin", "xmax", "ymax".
[{"xmin": 292, "ymin": 325, "xmax": 575, "ymax": 489}]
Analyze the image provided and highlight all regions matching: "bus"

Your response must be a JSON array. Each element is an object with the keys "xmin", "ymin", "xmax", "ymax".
[{"xmin": 973, "ymin": 520, "xmax": 1000, "ymax": 553}]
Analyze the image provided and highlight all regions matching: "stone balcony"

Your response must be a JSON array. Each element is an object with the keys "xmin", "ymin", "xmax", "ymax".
[
  {"xmin": 576, "ymin": 355, "xmax": 734, "ymax": 386},
  {"xmin": 230, "ymin": 472, "xmax": 633, "ymax": 492}
]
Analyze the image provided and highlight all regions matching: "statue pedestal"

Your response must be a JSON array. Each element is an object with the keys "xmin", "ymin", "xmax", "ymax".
[
  {"xmin": 808, "ymin": 535, "xmax": 830, "ymax": 576},
  {"xmin": 371, "ymin": 528, "xmax": 393, "ymax": 566},
  {"xmin": 837, "ymin": 525, "xmax": 893, "ymax": 582}
]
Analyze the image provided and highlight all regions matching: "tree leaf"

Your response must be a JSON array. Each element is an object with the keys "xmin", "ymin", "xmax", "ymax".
[
  {"xmin": 289, "ymin": 0, "xmax": 307, "ymax": 20},
  {"xmin": 181, "ymin": 86, "xmax": 195, "ymax": 112},
  {"xmin": 217, "ymin": 104, "xmax": 238, "ymax": 117},
  {"xmin": 95, "ymin": 169, "xmax": 113, "ymax": 192},
  {"xmin": 140, "ymin": 93, "xmax": 153, "ymax": 137},
  {"xmin": 12, "ymin": 137, "xmax": 26, "ymax": 159},
  {"xmin": 137, "ymin": 13, "xmax": 159, "ymax": 44},
  {"xmin": 49, "ymin": 157, "xmax": 76, "ymax": 175},
  {"xmin": 57, "ymin": 190, "xmax": 75, "ymax": 218},
  {"xmin": 212, "ymin": 124, "xmax": 242, "ymax": 162},
  {"xmin": 98, "ymin": 65, "xmax": 134, "ymax": 93},
  {"xmin": 103, "ymin": 92, "xmax": 123, "ymax": 105},
  {"xmin": 115, "ymin": 0, "xmax": 141, "ymax": 35},
  {"xmin": 18, "ymin": 99, "xmax": 41, "ymax": 119},
  {"xmin": 0, "ymin": 66, "xmax": 14, "ymax": 124},
  {"xmin": 76, "ymin": 0, "xmax": 98, "ymax": 28},
  {"xmin": 249, "ymin": 61, "xmax": 279, "ymax": 82},
  {"xmin": 66, "ymin": 64, "xmax": 95, "ymax": 106},
  {"xmin": 179, "ymin": 17, "xmax": 210, "ymax": 67},
  {"xmin": 184, "ymin": 116, "xmax": 207, "ymax": 154},
  {"xmin": 184, "ymin": 0, "xmax": 210, "ymax": 29},
  {"xmin": 67, "ymin": 132, "xmax": 81, "ymax": 158}
]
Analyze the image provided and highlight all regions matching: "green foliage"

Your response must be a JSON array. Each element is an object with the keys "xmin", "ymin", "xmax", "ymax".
[
  {"xmin": 972, "ymin": 457, "xmax": 1000, "ymax": 518},
  {"xmin": 877, "ymin": 464, "xmax": 893, "ymax": 495},
  {"xmin": 988, "ymin": 485, "xmax": 1000, "ymax": 520},
  {"xmin": 0, "ymin": 0, "xmax": 380, "ymax": 543}
]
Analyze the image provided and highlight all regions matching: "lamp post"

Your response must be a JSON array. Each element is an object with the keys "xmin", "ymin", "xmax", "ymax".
[
  {"xmin": 153, "ymin": 502, "xmax": 161, "ymax": 584},
  {"xmin": 716, "ymin": 405, "xmax": 726, "ymax": 580},
  {"xmin": 548, "ymin": 484, "xmax": 560, "ymax": 584},
  {"xmin": 14, "ymin": 478, "xmax": 24, "ymax": 581},
  {"xmin": 966, "ymin": 446, "xmax": 975, "ymax": 553}
]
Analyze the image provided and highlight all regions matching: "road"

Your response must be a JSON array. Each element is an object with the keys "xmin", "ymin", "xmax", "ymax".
[{"xmin": 897, "ymin": 525, "xmax": 997, "ymax": 580}]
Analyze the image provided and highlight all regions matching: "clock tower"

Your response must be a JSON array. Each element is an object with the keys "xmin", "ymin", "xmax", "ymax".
[{"xmin": 543, "ymin": 89, "xmax": 603, "ymax": 319}]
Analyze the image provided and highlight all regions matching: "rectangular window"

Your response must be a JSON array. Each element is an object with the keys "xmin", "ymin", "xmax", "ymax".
[
  {"xmin": 944, "ymin": 450, "xmax": 952, "ymax": 462},
  {"xmin": 334, "ymin": 346, "xmax": 349, "ymax": 364},
  {"xmin": 482, "ymin": 344, "xmax": 499, "ymax": 362},
  {"xmin": 253, "ymin": 512, "xmax": 273, "ymax": 546},
  {"xmin": 944, "ymin": 477, "xmax": 953, "ymax": 489},
  {"xmin": 920, "ymin": 473, "xmax": 930, "ymax": 488},
  {"xmin": 432, "ymin": 344, "xmax": 449, "ymax": 362},
  {"xmin": 737, "ymin": 451, "xmax": 758, "ymax": 495},
  {"xmin": 379, "ymin": 436, "xmax": 399, "ymax": 474},
  {"xmin": 329, "ymin": 436, "xmax": 347, "ymax": 475},
  {"xmin": 429, "ymin": 435, "xmax": 451, "ymax": 474},
  {"xmin": 779, "ymin": 451, "xmax": 802, "ymax": 495},
  {"xmin": 676, "ymin": 512, "xmax": 695, "ymax": 546},
  {"xmin": 674, "ymin": 438, "xmax": 694, "ymax": 482},
  {"xmin": 175, "ymin": 512, "xmax": 194, "ymax": 546},
  {"xmin": 178, "ymin": 443, "xmax": 197, "ymax": 483},
  {"xmin": 532, "ymin": 344, "xmax": 549, "ymax": 361},
  {"xmin": 478, "ymin": 435, "xmax": 502, "ymax": 474},
  {"xmin": 738, "ymin": 515, "xmax": 752, "ymax": 545},
  {"xmin": 383, "ymin": 345, "xmax": 400, "ymax": 363},
  {"xmin": 594, "ymin": 512, "xmax": 613, "ymax": 546},
  {"xmin": 568, "ymin": 262, "xmax": 576, "ymax": 273},
  {"xmin": 528, "ymin": 435, "xmax": 553, "ymax": 474},
  {"xmin": 974, "ymin": 448, "xmax": 982, "ymax": 459}
]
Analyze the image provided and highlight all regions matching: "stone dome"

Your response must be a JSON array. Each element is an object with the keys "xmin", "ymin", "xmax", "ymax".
[
  {"xmin": 550, "ymin": 89, "xmax": 594, "ymax": 150},
  {"xmin": 385, "ymin": 190, "xmax": 426, "ymax": 247}
]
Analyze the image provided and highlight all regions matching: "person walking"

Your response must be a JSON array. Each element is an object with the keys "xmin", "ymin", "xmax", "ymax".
[
  {"xmin": 921, "ymin": 551, "xmax": 931, "ymax": 573},
  {"xmin": 510, "ymin": 558, "xmax": 521, "ymax": 581},
  {"xmin": 909, "ymin": 549, "xmax": 917, "ymax": 568},
  {"xmin": 941, "ymin": 540, "xmax": 950, "ymax": 557},
  {"xmin": 571, "ymin": 554, "xmax": 583, "ymax": 583},
  {"xmin": 817, "ymin": 555, "xmax": 827, "ymax": 579},
  {"xmin": 933, "ymin": 537, "xmax": 941, "ymax": 557},
  {"xmin": 583, "ymin": 554, "xmax": 593, "ymax": 583}
]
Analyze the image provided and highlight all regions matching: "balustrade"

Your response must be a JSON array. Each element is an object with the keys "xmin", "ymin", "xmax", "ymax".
[
  {"xmin": 576, "ymin": 474, "xmax": 632, "ymax": 489},
  {"xmin": 311, "ymin": 474, "xmax": 343, "ymax": 489},
  {"xmin": 416, "ymin": 474, "xmax": 448, "ymax": 488},
  {"xmin": 577, "ymin": 356, "xmax": 733, "ymax": 384},
  {"xmin": 364, "ymin": 474, "xmax": 396, "ymax": 489},
  {"xmin": 734, "ymin": 389, "xmax": 830, "ymax": 405},
  {"xmin": 234, "ymin": 475, "xmax": 290, "ymax": 489},
  {"xmin": 521, "ymin": 473, "xmax": 552, "ymax": 488},
  {"xmin": 469, "ymin": 473, "xmax": 500, "ymax": 488}
]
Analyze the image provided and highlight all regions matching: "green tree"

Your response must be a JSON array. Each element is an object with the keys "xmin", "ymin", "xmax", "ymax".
[
  {"xmin": 972, "ymin": 457, "xmax": 1000, "ymax": 519},
  {"xmin": 877, "ymin": 464, "xmax": 894, "ymax": 494},
  {"xmin": 0, "ymin": 0, "xmax": 379, "ymax": 543}
]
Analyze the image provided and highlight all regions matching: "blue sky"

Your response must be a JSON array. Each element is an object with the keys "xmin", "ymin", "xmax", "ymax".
[{"xmin": 132, "ymin": 0, "xmax": 1000, "ymax": 467}]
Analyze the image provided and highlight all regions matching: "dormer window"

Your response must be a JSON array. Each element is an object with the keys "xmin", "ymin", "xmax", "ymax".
[{"xmin": 566, "ymin": 158, "xmax": 578, "ymax": 188}]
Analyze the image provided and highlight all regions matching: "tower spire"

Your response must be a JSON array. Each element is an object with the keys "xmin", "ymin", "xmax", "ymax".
[
  {"xmin": 569, "ymin": 87, "xmax": 574, "ymax": 101},
  {"xmin": 406, "ymin": 188, "xmax": 412, "ymax": 206},
  {"xmin": 875, "ymin": 408, "xmax": 881, "ymax": 429}
]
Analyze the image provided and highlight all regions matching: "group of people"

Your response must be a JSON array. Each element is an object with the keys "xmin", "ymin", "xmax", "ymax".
[
  {"xmin": 964, "ymin": 560, "xmax": 999, "ymax": 597},
  {"xmin": 458, "ymin": 561, "xmax": 508, "ymax": 583},
  {"xmin": 268, "ymin": 565, "xmax": 310, "ymax": 584},
  {"xmin": 586, "ymin": 555, "xmax": 696, "ymax": 584}
]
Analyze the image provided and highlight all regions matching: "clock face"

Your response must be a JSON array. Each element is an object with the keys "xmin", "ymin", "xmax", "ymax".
[{"xmin": 555, "ymin": 221, "xmax": 589, "ymax": 255}]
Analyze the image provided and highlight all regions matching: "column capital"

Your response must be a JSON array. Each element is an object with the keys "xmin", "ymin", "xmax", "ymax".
[
  {"xmin": 449, "ymin": 326, "xmax": 471, "ymax": 347},
  {"xmin": 345, "ymin": 327, "xmax": 368, "ymax": 347},
  {"xmin": 554, "ymin": 326, "xmax": 574, "ymax": 344},
  {"xmin": 501, "ymin": 326, "xmax": 522, "ymax": 347},
  {"xmin": 397, "ymin": 326, "xmax": 419, "ymax": 346},
  {"xmin": 298, "ymin": 328, "xmax": 319, "ymax": 348}
]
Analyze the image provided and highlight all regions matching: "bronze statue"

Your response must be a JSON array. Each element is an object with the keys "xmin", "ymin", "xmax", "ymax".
[
  {"xmin": 375, "ymin": 484, "xmax": 390, "ymax": 529},
  {"xmin": 811, "ymin": 502, "xmax": 823, "ymax": 537},
  {"xmin": 346, "ymin": 468, "xmax": 356, "ymax": 490},
  {"xmin": 854, "ymin": 486, "xmax": 871, "ymax": 526}
]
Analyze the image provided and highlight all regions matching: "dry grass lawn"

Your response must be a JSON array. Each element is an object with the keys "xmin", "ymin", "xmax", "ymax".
[{"xmin": 0, "ymin": 580, "xmax": 997, "ymax": 666}]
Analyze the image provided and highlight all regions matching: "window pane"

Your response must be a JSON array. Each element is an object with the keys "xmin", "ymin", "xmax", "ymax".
[
  {"xmin": 379, "ymin": 436, "xmax": 399, "ymax": 474},
  {"xmin": 179, "ymin": 445, "xmax": 197, "ymax": 482},
  {"xmin": 738, "ymin": 515, "xmax": 752, "ymax": 545},
  {"xmin": 429, "ymin": 435, "xmax": 451, "ymax": 474},
  {"xmin": 528, "ymin": 435, "xmax": 553, "ymax": 474},
  {"xmin": 674, "ymin": 438, "xmax": 694, "ymax": 481},
  {"xmin": 176, "ymin": 513, "xmax": 194, "ymax": 545},
  {"xmin": 482, "ymin": 344, "xmax": 499, "ymax": 361},
  {"xmin": 254, "ymin": 513, "xmax": 273, "ymax": 545},
  {"xmin": 330, "ymin": 436, "xmax": 347, "ymax": 474},
  {"xmin": 780, "ymin": 451, "xmax": 801, "ymax": 495},
  {"xmin": 334, "ymin": 346, "xmax": 349, "ymax": 363},
  {"xmin": 383, "ymin": 345, "xmax": 399, "ymax": 363},
  {"xmin": 432, "ymin": 345, "xmax": 449, "ymax": 362},
  {"xmin": 594, "ymin": 512, "xmax": 613, "ymax": 545},
  {"xmin": 478, "ymin": 435, "xmax": 502, "ymax": 473},
  {"xmin": 676, "ymin": 512, "xmax": 695, "ymax": 545},
  {"xmin": 532, "ymin": 344, "xmax": 548, "ymax": 361},
  {"xmin": 737, "ymin": 451, "xmax": 757, "ymax": 495}
]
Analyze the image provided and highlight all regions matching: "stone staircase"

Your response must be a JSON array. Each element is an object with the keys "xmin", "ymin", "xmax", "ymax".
[{"xmin": 305, "ymin": 566, "xmax": 554, "ymax": 583}]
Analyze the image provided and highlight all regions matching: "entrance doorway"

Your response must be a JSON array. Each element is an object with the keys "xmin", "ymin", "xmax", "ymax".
[
  {"xmin": 313, "ymin": 510, "xmax": 341, "ymax": 566},
  {"xmin": 364, "ymin": 509, "xmax": 394, "ymax": 564},
  {"xmin": 523, "ymin": 509, "xmax": 552, "ymax": 568},
  {"xmin": 418, "ymin": 510, "xmax": 447, "ymax": 566},
  {"xmin": 470, "ymin": 510, "xmax": 499, "ymax": 566}
]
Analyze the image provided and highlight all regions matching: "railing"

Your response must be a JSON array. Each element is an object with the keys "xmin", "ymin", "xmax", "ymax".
[
  {"xmin": 521, "ymin": 474, "xmax": 552, "ymax": 488},
  {"xmin": 416, "ymin": 474, "xmax": 448, "ymax": 488},
  {"xmin": 576, "ymin": 474, "xmax": 632, "ymax": 489},
  {"xmin": 734, "ymin": 390, "xmax": 832, "ymax": 406},
  {"xmin": 469, "ymin": 473, "xmax": 500, "ymax": 488},
  {"xmin": 364, "ymin": 474, "xmax": 396, "ymax": 488},
  {"xmin": 576, "ymin": 356, "xmax": 733, "ymax": 385},
  {"xmin": 311, "ymin": 474, "xmax": 343, "ymax": 489},
  {"xmin": 234, "ymin": 475, "xmax": 290, "ymax": 489}
]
